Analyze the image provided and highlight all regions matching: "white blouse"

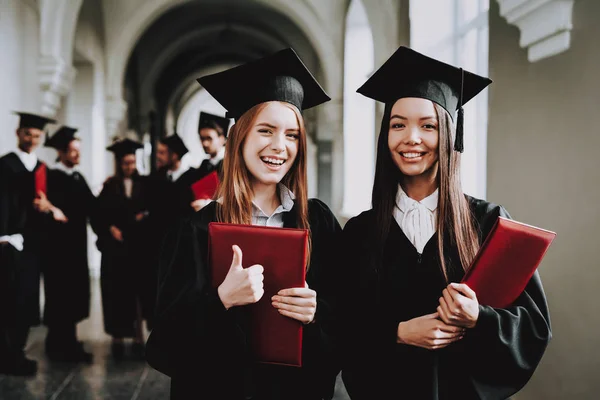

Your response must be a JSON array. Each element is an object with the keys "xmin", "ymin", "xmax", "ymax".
[{"xmin": 392, "ymin": 186, "xmax": 439, "ymax": 254}]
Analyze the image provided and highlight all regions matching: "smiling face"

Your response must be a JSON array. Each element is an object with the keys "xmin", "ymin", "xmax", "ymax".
[
  {"xmin": 241, "ymin": 101, "xmax": 300, "ymax": 190},
  {"xmin": 388, "ymin": 97, "xmax": 439, "ymax": 179},
  {"xmin": 16, "ymin": 127, "xmax": 44, "ymax": 153},
  {"xmin": 59, "ymin": 139, "xmax": 81, "ymax": 167}
]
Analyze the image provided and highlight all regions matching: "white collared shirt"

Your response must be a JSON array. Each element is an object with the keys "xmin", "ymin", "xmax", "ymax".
[
  {"xmin": 251, "ymin": 184, "xmax": 295, "ymax": 228},
  {"xmin": 14, "ymin": 148, "xmax": 37, "ymax": 172},
  {"xmin": 53, "ymin": 161, "xmax": 79, "ymax": 176},
  {"xmin": 209, "ymin": 147, "xmax": 225, "ymax": 166},
  {"xmin": 167, "ymin": 163, "xmax": 190, "ymax": 182},
  {"xmin": 393, "ymin": 186, "xmax": 439, "ymax": 254},
  {"xmin": 123, "ymin": 178, "xmax": 133, "ymax": 198}
]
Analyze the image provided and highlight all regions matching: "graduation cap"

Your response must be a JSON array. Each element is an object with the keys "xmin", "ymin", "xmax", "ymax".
[
  {"xmin": 356, "ymin": 46, "xmax": 492, "ymax": 152},
  {"xmin": 45, "ymin": 126, "xmax": 79, "ymax": 151},
  {"xmin": 198, "ymin": 111, "xmax": 231, "ymax": 137},
  {"xmin": 160, "ymin": 133, "xmax": 188, "ymax": 157},
  {"xmin": 106, "ymin": 138, "xmax": 144, "ymax": 158},
  {"xmin": 197, "ymin": 48, "xmax": 331, "ymax": 120},
  {"xmin": 13, "ymin": 111, "xmax": 56, "ymax": 130}
]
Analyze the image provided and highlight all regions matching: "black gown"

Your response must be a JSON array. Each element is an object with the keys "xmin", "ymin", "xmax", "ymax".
[
  {"xmin": 0, "ymin": 153, "xmax": 47, "ymax": 330},
  {"xmin": 42, "ymin": 168, "xmax": 97, "ymax": 327},
  {"xmin": 145, "ymin": 199, "xmax": 342, "ymax": 400},
  {"xmin": 196, "ymin": 158, "xmax": 223, "ymax": 181},
  {"xmin": 338, "ymin": 196, "xmax": 552, "ymax": 400},
  {"xmin": 96, "ymin": 174, "xmax": 154, "ymax": 336}
]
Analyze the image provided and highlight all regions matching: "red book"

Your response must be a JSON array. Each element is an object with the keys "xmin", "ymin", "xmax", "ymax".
[
  {"xmin": 34, "ymin": 163, "xmax": 47, "ymax": 197},
  {"xmin": 462, "ymin": 217, "xmax": 556, "ymax": 308},
  {"xmin": 208, "ymin": 222, "xmax": 309, "ymax": 367},
  {"xmin": 191, "ymin": 171, "xmax": 219, "ymax": 200}
]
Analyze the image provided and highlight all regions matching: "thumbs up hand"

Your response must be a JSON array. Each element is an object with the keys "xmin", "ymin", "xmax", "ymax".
[{"xmin": 217, "ymin": 245, "xmax": 264, "ymax": 310}]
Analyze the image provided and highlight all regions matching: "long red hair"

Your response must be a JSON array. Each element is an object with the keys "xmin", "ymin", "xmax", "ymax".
[{"xmin": 216, "ymin": 102, "xmax": 311, "ymax": 236}]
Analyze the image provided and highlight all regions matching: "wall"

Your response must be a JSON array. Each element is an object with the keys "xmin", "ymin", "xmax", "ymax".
[
  {"xmin": 0, "ymin": 0, "xmax": 41, "ymax": 154},
  {"xmin": 487, "ymin": 1, "xmax": 600, "ymax": 398}
]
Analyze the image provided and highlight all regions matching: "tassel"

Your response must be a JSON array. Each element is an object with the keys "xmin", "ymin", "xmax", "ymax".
[{"xmin": 454, "ymin": 106, "xmax": 464, "ymax": 153}]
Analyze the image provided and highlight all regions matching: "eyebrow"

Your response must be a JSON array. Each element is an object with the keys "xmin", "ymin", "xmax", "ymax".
[{"xmin": 390, "ymin": 115, "xmax": 438, "ymax": 121}]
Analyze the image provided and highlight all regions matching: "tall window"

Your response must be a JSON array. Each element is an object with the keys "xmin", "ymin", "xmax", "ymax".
[
  {"xmin": 342, "ymin": 0, "xmax": 375, "ymax": 217},
  {"xmin": 410, "ymin": 0, "xmax": 490, "ymax": 198}
]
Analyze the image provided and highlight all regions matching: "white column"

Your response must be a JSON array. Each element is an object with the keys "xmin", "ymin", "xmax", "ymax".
[
  {"xmin": 38, "ymin": 56, "xmax": 77, "ymax": 117},
  {"xmin": 105, "ymin": 97, "xmax": 128, "ymax": 138}
]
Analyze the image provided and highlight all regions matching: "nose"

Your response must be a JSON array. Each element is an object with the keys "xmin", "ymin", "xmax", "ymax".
[
  {"xmin": 270, "ymin": 132, "xmax": 285, "ymax": 153},
  {"xmin": 404, "ymin": 126, "xmax": 422, "ymax": 146}
]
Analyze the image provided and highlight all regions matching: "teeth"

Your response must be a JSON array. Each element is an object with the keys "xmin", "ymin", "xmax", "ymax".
[
  {"xmin": 262, "ymin": 157, "xmax": 285, "ymax": 165},
  {"xmin": 402, "ymin": 152, "xmax": 423, "ymax": 158}
]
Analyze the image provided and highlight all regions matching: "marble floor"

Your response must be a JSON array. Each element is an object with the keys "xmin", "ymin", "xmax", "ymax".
[{"xmin": 0, "ymin": 278, "xmax": 350, "ymax": 399}]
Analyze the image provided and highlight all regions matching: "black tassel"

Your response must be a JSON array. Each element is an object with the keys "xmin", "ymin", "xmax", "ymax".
[{"xmin": 454, "ymin": 106, "xmax": 464, "ymax": 153}]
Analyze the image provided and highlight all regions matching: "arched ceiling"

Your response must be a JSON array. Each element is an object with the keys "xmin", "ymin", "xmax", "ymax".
[{"xmin": 123, "ymin": 0, "xmax": 322, "ymax": 134}]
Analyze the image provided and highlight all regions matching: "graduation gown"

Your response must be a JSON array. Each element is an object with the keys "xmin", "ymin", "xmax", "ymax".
[
  {"xmin": 338, "ymin": 196, "xmax": 552, "ymax": 400},
  {"xmin": 145, "ymin": 199, "xmax": 341, "ymax": 400},
  {"xmin": 96, "ymin": 175, "xmax": 154, "ymax": 336},
  {"xmin": 0, "ymin": 153, "xmax": 47, "ymax": 328},
  {"xmin": 196, "ymin": 158, "xmax": 223, "ymax": 181},
  {"xmin": 42, "ymin": 168, "xmax": 97, "ymax": 326}
]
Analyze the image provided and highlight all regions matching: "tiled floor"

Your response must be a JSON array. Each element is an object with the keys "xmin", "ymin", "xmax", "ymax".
[{"xmin": 0, "ymin": 278, "xmax": 350, "ymax": 399}]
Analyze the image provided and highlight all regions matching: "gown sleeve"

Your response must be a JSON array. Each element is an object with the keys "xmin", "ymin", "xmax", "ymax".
[
  {"xmin": 145, "ymin": 213, "xmax": 247, "ymax": 378},
  {"xmin": 301, "ymin": 199, "xmax": 343, "ymax": 387},
  {"xmin": 465, "ymin": 203, "xmax": 552, "ymax": 398}
]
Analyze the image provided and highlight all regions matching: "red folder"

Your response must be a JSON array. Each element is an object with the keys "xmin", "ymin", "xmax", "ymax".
[
  {"xmin": 462, "ymin": 217, "xmax": 556, "ymax": 308},
  {"xmin": 208, "ymin": 222, "xmax": 309, "ymax": 367},
  {"xmin": 34, "ymin": 163, "xmax": 47, "ymax": 197},
  {"xmin": 191, "ymin": 171, "xmax": 219, "ymax": 200}
]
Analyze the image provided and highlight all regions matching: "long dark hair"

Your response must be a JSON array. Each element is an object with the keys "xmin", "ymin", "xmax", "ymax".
[{"xmin": 371, "ymin": 101, "xmax": 479, "ymax": 281}]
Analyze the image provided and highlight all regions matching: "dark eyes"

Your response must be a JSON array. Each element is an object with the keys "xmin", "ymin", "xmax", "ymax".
[
  {"xmin": 389, "ymin": 123, "xmax": 437, "ymax": 130},
  {"xmin": 258, "ymin": 129, "xmax": 299, "ymax": 139}
]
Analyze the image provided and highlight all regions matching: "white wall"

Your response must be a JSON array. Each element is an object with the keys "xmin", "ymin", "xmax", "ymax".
[
  {"xmin": 0, "ymin": 0, "xmax": 42, "ymax": 155},
  {"xmin": 342, "ymin": 0, "xmax": 375, "ymax": 217}
]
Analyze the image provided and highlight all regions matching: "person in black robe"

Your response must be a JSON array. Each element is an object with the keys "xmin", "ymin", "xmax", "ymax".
[
  {"xmin": 0, "ymin": 112, "xmax": 58, "ymax": 376},
  {"xmin": 190, "ymin": 111, "xmax": 231, "ymax": 212},
  {"xmin": 145, "ymin": 48, "xmax": 341, "ymax": 400},
  {"xmin": 197, "ymin": 111, "xmax": 229, "ymax": 178},
  {"xmin": 41, "ymin": 126, "xmax": 97, "ymax": 363},
  {"xmin": 337, "ymin": 46, "xmax": 552, "ymax": 399},
  {"xmin": 96, "ymin": 138, "xmax": 152, "ymax": 360}
]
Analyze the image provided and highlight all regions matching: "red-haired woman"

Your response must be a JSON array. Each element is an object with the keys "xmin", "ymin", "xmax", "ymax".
[{"xmin": 145, "ymin": 49, "xmax": 341, "ymax": 400}]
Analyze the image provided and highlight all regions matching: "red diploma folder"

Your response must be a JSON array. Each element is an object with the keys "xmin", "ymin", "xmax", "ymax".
[
  {"xmin": 191, "ymin": 171, "xmax": 219, "ymax": 200},
  {"xmin": 208, "ymin": 222, "xmax": 309, "ymax": 367},
  {"xmin": 462, "ymin": 217, "xmax": 556, "ymax": 308},
  {"xmin": 34, "ymin": 163, "xmax": 47, "ymax": 197}
]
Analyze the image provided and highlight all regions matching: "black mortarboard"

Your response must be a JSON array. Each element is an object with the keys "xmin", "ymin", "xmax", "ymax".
[
  {"xmin": 197, "ymin": 48, "xmax": 331, "ymax": 120},
  {"xmin": 13, "ymin": 111, "xmax": 56, "ymax": 130},
  {"xmin": 198, "ymin": 111, "xmax": 231, "ymax": 137},
  {"xmin": 45, "ymin": 126, "xmax": 79, "ymax": 151},
  {"xmin": 160, "ymin": 133, "xmax": 188, "ymax": 157},
  {"xmin": 106, "ymin": 138, "xmax": 144, "ymax": 158},
  {"xmin": 356, "ymin": 46, "xmax": 492, "ymax": 152}
]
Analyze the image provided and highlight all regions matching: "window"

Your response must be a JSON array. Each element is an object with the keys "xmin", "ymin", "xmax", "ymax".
[
  {"xmin": 410, "ymin": 0, "xmax": 490, "ymax": 198},
  {"xmin": 342, "ymin": 0, "xmax": 375, "ymax": 216}
]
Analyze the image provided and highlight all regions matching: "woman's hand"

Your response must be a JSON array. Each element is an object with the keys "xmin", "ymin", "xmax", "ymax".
[
  {"xmin": 397, "ymin": 312, "xmax": 465, "ymax": 350},
  {"xmin": 272, "ymin": 282, "xmax": 317, "ymax": 324},
  {"xmin": 110, "ymin": 226, "xmax": 124, "ymax": 242},
  {"xmin": 437, "ymin": 282, "xmax": 479, "ymax": 328},
  {"xmin": 217, "ymin": 245, "xmax": 264, "ymax": 309}
]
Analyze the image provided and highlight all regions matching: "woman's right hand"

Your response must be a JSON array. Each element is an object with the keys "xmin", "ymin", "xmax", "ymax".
[
  {"xmin": 217, "ymin": 245, "xmax": 264, "ymax": 310},
  {"xmin": 397, "ymin": 312, "xmax": 465, "ymax": 350}
]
